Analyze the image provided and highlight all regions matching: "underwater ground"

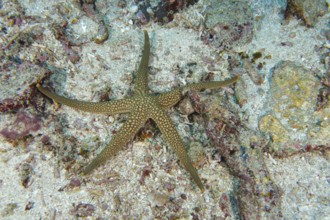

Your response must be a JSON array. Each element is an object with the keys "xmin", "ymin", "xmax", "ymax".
[{"xmin": 0, "ymin": 0, "xmax": 329, "ymax": 219}]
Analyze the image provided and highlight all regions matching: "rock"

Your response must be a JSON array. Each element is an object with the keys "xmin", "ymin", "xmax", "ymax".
[
  {"xmin": 188, "ymin": 141, "xmax": 206, "ymax": 168},
  {"xmin": 308, "ymin": 100, "xmax": 330, "ymax": 146},
  {"xmin": 178, "ymin": 97, "xmax": 195, "ymax": 115},
  {"xmin": 202, "ymin": 0, "xmax": 254, "ymax": 49},
  {"xmin": 285, "ymin": 0, "xmax": 328, "ymax": 27},
  {"xmin": 259, "ymin": 114, "xmax": 290, "ymax": 151},
  {"xmin": 259, "ymin": 61, "xmax": 323, "ymax": 153}
]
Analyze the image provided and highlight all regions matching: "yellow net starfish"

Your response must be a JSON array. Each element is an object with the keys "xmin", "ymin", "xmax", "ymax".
[{"xmin": 37, "ymin": 30, "xmax": 239, "ymax": 192}]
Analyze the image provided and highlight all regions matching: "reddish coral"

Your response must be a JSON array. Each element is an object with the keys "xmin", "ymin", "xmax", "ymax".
[
  {"xmin": 0, "ymin": 84, "xmax": 39, "ymax": 113},
  {"xmin": 1, "ymin": 111, "xmax": 42, "ymax": 142}
]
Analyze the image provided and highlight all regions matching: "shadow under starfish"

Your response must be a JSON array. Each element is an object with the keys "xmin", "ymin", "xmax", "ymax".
[{"xmin": 37, "ymin": 30, "xmax": 239, "ymax": 192}]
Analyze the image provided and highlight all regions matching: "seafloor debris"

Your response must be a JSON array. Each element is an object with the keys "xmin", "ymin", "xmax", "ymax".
[
  {"xmin": 69, "ymin": 203, "xmax": 95, "ymax": 217},
  {"xmin": 134, "ymin": 0, "xmax": 198, "ymax": 23},
  {"xmin": 0, "ymin": 203, "xmax": 18, "ymax": 218},
  {"xmin": 79, "ymin": 0, "xmax": 109, "ymax": 44},
  {"xmin": 18, "ymin": 162, "xmax": 34, "ymax": 188},
  {"xmin": 191, "ymin": 84, "xmax": 283, "ymax": 219}
]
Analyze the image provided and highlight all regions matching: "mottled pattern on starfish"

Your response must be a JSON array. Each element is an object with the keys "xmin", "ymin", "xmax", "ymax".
[{"xmin": 37, "ymin": 30, "xmax": 239, "ymax": 192}]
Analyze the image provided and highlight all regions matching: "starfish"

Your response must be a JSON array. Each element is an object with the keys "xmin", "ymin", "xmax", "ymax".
[{"xmin": 37, "ymin": 30, "xmax": 239, "ymax": 192}]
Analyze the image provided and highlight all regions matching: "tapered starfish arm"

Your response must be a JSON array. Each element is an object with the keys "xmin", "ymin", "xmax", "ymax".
[
  {"xmin": 156, "ymin": 75, "xmax": 239, "ymax": 109},
  {"xmin": 134, "ymin": 30, "xmax": 150, "ymax": 95},
  {"xmin": 183, "ymin": 75, "xmax": 239, "ymax": 92},
  {"xmin": 36, "ymin": 84, "xmax": 134, "ymax": 114},
  {"xmin": 151, "ymin": 107, "xmax": 205, "ymax": 191},
  {"xmin": 83, "ymin": 110, "xmax": 148, "ymax": 174}
]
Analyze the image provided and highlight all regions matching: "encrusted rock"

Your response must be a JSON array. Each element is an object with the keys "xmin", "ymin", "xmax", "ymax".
[
  {"xmin": 285, "ymin": 0, "xmax": 328, "ymax": 27},
  {"xmin": 259, "ymin": 114, "xmax": 291, "ymax": 152},
  {"xmin": 188, "ymin": 141, "xmax": 206, "ymax": 168},
  {"xmin": 259, "ymin": 61, "xmax": 323, "ymax": 153},
  {"xmin": 308, "ymin": 101, "xmax": 330, "ymax": 146},
  {"xmin": 202, "ymin": 0, "xmax": 254, "ymax": 49}
]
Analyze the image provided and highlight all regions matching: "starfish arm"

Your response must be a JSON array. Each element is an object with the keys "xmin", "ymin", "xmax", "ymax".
[
  {"xmin": 155, "ymin": 75, "xmax": 239, "ymax": 109},
  {"xmin": 134, "ymin": 30, "xmax": 150, "ymax": 95},
  {"xmin": 36, "ymin": 84, "xmax": 133, "ymax": 114},
  {"xmin": 154, "ymin": 88, "xmax": 182, "ymax": 109},
  {"xmin": 184, "ymin": 75, "xmax": 239, "ymax": 92},
  {"xmin": 83, "ymin": 110, "xmax": 148, "ymax": 174},
  {"xmin": 151, "ymin": 108, "xmax": 205, "ymax": 192}
]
